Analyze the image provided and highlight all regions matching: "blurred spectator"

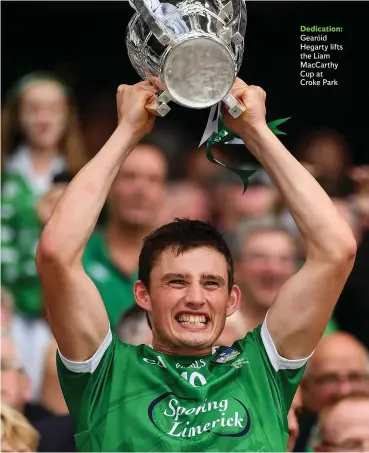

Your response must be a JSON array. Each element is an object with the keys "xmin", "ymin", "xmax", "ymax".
[
  {"xmin": 1, "ymin": 71, "xmax": 87, "ymax": 400},
  {"xmin": 296, "ymin": 128, "xmax": 354, "ymax": 197},
  {"xmin": 1, "ymin": 403, "xmax": 39, "ymax": 452},
  {"xmin": 159, "ymin": 180, "xmax": 212, "ymax": 224},
  {"xmin": 82, "ymin": 140, "xmax": 168, "ymax": 330},
  {"xmin": 1, "ymin": 287, "xmax": 41, "ymax": 403},
  {"xmin": 116, "ymin": 304, "xmax": 152, "ymax": 346},
  {"xmin": 1, "ymin": 330, "xmax": 31, "ymax": 415},
  {"xmin": 287, "ymin": 387, "xmax": 303, "ymax": 452},
  {"xmin": 296, "ymin": 332, "xmax": 369, "ymax": 451},
  {"xmin": 1, "ymin": 71, "xmax": 87, "ymax": 315},
  {"xmin": 1, "ymin": 330, "xmax": 76, "ymax": 451},
  {"xmin": 231, "ymin": 215, "xmax": 296, "ymax": 332},
  {"xmin": 315, "ymin": 393, "xmax": 369, "ymax": 452}
]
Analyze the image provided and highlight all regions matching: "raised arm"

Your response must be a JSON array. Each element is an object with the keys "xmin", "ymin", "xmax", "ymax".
[
  {"xmin": 36, "ymin": 81, "xmax": 158, "ymax": 361},
  {"xmin": 225, "ymin": 79, "xmax": 357, "ymax": 359}
]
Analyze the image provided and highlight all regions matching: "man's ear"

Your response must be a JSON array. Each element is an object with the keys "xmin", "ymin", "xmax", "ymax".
[
  {"xmin": 134, "ymin": 281, "xmax": 152, "ymax": 313},
  {"xmin": 226, "ymin": 284, "xmax": 241, "ymax": 317}
]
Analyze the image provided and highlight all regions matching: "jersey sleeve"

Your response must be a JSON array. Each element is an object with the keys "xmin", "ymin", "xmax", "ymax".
[
  {"xmin": 56, "ymin": 328, "xmax": 126, "ymax": 439},
  {"xmin": 243, "ymin": 314, "xmax": 313, "ymax": 412}
]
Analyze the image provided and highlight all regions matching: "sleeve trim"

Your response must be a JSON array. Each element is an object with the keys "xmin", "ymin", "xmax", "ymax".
[
  {"xmin": 260, "ymin": 313, "xmax": 314, "ymax": 372},
  {"xmin": 57, "ymin": 328, "xmax": 112, "ymax": 374}
]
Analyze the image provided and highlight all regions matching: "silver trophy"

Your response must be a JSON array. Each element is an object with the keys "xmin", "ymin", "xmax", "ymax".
[{"xmin": 126, "ymin": 0, "xmax": 247, "ymax": 117}]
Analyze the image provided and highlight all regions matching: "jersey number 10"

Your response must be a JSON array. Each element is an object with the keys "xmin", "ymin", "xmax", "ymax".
[{"xmin": 181, "ymin": 371, "xmax": 207, "ymax": 387}]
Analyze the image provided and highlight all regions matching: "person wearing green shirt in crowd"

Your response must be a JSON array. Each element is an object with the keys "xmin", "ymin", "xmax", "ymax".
[
  {"xmin": 82, "ymin": 139, "xmax": 167, "ymax": 330},
  {"xmin": 36, "ymin": 79, "xmax": 356, "ymax": 452},
  {"xmin": 1, "ymin": 71, "xmax": 86, "ymax": 400}
]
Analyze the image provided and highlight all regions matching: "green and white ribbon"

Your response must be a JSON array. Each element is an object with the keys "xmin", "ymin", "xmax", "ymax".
[{"xmin": 200, "ymin": 103, "xmax": 290, "ymax": 193}]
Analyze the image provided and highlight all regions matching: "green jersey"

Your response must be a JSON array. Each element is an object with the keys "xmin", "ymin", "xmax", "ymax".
[
  {"xmin": 57, "ymin": 320, "xmax": 308, "ymax": 452},
  {"xmin": 1, "ymin": 172, "xmax": 44, "ymax": 317},
  {"xmin": 82, "ymin": 232, "xmax": 137, "ymax": 330},
  {"xmin": 1, "ymin": 147, "xmax": 66, "ymax": 317}
]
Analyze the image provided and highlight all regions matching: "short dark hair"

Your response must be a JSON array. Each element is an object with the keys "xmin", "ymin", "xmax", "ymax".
[{"xmin": 138, "ymin": 218, "xmax": 234, "ymax": 293}]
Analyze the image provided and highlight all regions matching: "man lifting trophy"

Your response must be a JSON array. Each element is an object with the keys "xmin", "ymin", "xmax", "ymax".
[{"xmin": 37, "ymin": 1, "xmax": 356, "ymax": 451}]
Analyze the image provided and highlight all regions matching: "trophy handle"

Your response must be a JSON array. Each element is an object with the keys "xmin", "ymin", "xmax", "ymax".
[
  {"xmin": 146, "ymin": 91, "xmax": 172, "ymax": 117},
  {"xmin": 130, "ymin": 0, "xmax": 173, "ymax": 45},
  {"xmin": 222, "ymin": 93, "xmax": 246, "ymax": 119}
]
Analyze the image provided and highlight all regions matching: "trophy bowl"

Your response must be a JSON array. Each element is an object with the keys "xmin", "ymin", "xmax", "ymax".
[{"xmin": 126, "ymin": 0, "xmax": 247, "ymax": 116}]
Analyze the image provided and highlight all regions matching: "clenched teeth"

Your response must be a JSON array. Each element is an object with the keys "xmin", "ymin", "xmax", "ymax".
[{"xmin": 177, "ymin": 315, "xmax": 207, "ymax": 324}]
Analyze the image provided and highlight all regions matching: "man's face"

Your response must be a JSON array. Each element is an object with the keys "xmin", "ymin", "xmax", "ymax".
[
  {"xmin": 1, "ymin": 337, "xmax": 29, "ymax": 412},
  {"xmin": 287, "ymin": 387, "xmax": 302, "ymax": 452},
  {"xmin": 302, "ymin": 335, "xmax": 369, "ymax": 413},
  {"xmin": 108, "ymin": 145, "xmax": 166, "ymax": 228},
  {"xmin": 19, "ymin": 81, "xmax": 68, "ymax": 149},
  {"xmin": 236, "ymin": 231, "xmax": 296, "ymax": 309},
  {"xmin": 136, "ymin": 246, "xmax": 239, "ymax": 355},
  {"xmin": 318, "ymin": 399, "xmax": 369, "ymax": 452},
  {"xmin": 305, "ymin": 137, "xmax": 347, "ymax": 175}
]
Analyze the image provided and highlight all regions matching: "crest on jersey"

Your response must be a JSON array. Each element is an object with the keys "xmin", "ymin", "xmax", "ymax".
[{"xmin": 213, "ymin": 347, "xmax": 240, "ymax": 364}]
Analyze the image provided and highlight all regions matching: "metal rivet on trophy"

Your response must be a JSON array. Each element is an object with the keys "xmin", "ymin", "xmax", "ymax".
[{"xmin": 126, "ymin": 0, "xmax": 247, "ymax": 118}]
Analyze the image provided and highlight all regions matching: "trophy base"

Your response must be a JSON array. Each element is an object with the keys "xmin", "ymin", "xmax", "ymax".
[{"xmin": 162, "ymin": 36, "xmax": 235, "ymax": 110}]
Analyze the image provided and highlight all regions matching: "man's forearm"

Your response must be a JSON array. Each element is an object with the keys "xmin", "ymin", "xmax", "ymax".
[
  {"xmin": 39, "ymin": 127, "xmax": 137, "ymax": 263},
  {"xmin": 240, "ymin": 123, "xmax": 355, "ymax": 258}
]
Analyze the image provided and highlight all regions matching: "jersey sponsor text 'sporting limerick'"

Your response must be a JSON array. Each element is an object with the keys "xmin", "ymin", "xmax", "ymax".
[{"xmin": 57, "ymin": 321, "xmax": 308, "ymax": 452}]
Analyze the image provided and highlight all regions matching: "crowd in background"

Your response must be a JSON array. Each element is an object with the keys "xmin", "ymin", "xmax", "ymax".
[{"xmin": 1, "ymin": 72, "xmax": 369, "ymax": 452}]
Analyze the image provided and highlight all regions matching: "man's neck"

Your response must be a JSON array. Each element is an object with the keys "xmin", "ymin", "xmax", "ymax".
[
  {"xmin": 106, "ymin": 220, "xmax": 150, "ymax": 275},
  {"xmin": 152, "ymin": 340, "xmax": 212, "ymax": 357}
]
